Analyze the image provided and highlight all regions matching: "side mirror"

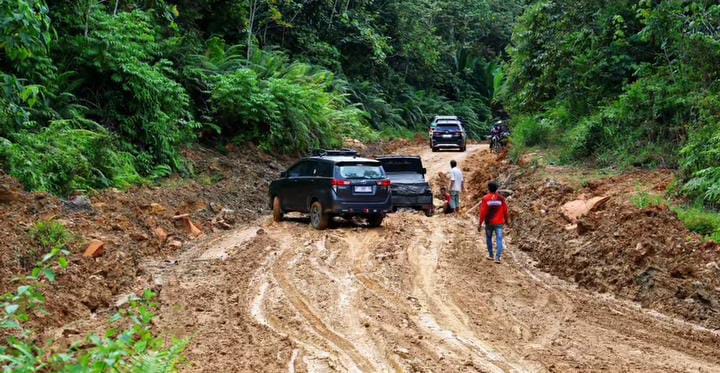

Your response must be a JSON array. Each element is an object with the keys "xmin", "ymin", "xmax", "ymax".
[
  {"xmin": 280, "ymin": 171, "xmax": 287, "ymax": 178},
  {"xmin": 422, "ymin": 168, "xmax": 427, "ymax": 174}
]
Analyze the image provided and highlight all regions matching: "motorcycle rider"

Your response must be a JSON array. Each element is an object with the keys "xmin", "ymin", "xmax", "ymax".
[{"xmin": 489, "ymin": 120, "xmax": 511, "ymax": 150}]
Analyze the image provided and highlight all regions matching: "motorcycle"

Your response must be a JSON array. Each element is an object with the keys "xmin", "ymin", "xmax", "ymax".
[{"xmin": 488, "ymin": 131, "xmax": 510, "ymax": 153}]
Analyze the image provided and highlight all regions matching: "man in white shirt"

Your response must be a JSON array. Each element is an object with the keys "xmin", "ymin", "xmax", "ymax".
[{"xmin": 448, "ymin": 160, "xmax": 464, "ymax": 213}]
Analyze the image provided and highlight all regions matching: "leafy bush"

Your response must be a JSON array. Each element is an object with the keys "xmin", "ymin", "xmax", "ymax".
[
  {"xmin": 29, "ymin": 220, "xmax": 74, "ymax": 251},
  {"xmin": 504, "ymin": 0, "xmax": 720, "ymax": 207},
  {"xmin": 66, "ymin": 9, "xmax": 198, "ymax": 171},
  {"xmin": 511, "ymin": 116, "xmax": 553, "ymax": 148},
  {"xmin": 630, "ymin": 191, "xmax": 667, "ymax": 210},
  {"xmin": 18, "ymin": 219, "xmax": 73, "ymax": 273},
  {"xmin": 191, "ymin": 41, "xmax": 374, "ymax": 154},
  {"xmin": 0, "ymin": 121, "xmax": 144, "ymax": 196},
  {"xmin": 679, "ymin": 95, "xmax": 720, "ymax": 206},
  {"xmin": 0, "ymin": 0, "xmax": 54, "ymax": 81},
  {"xmin": 674, "ymin": 206, "xmax": 720, "ymax": 243}
]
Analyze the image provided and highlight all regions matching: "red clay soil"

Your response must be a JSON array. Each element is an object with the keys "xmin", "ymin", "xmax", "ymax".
[
  {"xmin": 465, "ymin": 150, "xmax": 720, "ymax": 330},
  {"xmin": 0, "ymin": 145, "xmax": 288, "ymax": 332}
]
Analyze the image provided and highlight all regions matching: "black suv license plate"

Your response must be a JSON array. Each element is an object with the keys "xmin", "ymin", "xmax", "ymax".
[{"xmin": 354, "ymin": 186, "xmax": 372, "ymax": 193}]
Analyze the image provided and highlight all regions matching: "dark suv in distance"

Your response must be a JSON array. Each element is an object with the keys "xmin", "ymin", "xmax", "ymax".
[
  {"xmin": 431, "ymin": 120, "xmax": 466, "ymax": 152},
  {"xmin": 378, "ymin": 156, "xmax": 434, "ymax": 216},
  {"xmin": 269, "ymin": 150, "xmax": 392, "ymax": 230}
]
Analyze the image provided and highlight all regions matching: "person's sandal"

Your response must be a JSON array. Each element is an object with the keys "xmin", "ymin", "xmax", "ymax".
[
  {"xmin": 486, "ymin": 255, "xmax": 494, "ymax": 261},
  {"xmin": 494, "ymin": 259, "xmax": 502, "ymax": 264}
]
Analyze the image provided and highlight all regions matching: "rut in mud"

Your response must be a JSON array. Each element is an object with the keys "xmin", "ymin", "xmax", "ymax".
[{"xmin": 149, "ymin": 145, "xmax": 720, "ymax": 372}]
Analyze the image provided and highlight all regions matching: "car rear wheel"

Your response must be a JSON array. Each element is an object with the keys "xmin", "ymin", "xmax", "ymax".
[
  {"xmin": 424, "ymin": 208, "xmax": 434, "ymax": 217},
  {"xmin": 367, "ymin": 214, "xmax": 384, "ymax": 228},
  {"xmin": 309, "ymin": 201, "xmax": 329, "ymax": 230},
  {"xmin": 460, "ymin": 144, "xmax": 466, "ymax": 152},
  {"xmin": 432, "ymin": 147, "xmax": 438, "ymax": 152},
  {"xmin": 272, "ymin": 196, "xmax": 283, "ymax": 222}
]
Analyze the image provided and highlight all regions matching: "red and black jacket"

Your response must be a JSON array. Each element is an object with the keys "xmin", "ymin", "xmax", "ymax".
[{"xmin": 479, "ymin": 193, "xmax": 509, "ymax": 226}]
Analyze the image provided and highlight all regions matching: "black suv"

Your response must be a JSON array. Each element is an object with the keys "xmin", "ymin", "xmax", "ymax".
[
  {"xmin": 431, "ymin": 120, "xmax": 466, "ymax": 152},
  {"xmin": 378, "ymin": 156, "xmax": 434, "ymax": 216},
  {"xmin": 269, "ymin": 150, "xmax": 392, "ymax": 230}
]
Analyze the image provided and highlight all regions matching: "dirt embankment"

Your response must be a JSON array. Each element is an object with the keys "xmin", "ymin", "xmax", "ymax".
[
  {"xmin": 465, "ymin": 151, "xmax": 720, "ymax": 329},
  {"xmin": 0, "ymin": 145, "xmax": 288, "ymax": 332},
  {"xmin": 161, "ymin": 144, "xmax": 719, "ymax": 372}
]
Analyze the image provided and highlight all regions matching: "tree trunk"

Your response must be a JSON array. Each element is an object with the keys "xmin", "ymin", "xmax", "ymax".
[{"xmin": 247, "ymin": 0, "xmax": 258, "ymax": 60}]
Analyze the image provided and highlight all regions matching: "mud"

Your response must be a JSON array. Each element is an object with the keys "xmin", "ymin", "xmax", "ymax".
[
  {"xmin": 465, "ymin": 151, "xmax": 720, "ymax": 330},
  {"xmin": 0, "ymin": 145, "xmax": 288, "ymax": 333},
  {"xmin": 7, "ymin": 142, "xmax": 720, "ymax": 371},
  {"xmin": 147, "ymin": 144, "xmax": 718, "ymax": 371}
]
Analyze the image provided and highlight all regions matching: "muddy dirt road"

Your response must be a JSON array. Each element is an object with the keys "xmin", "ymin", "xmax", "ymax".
[{"xmin": 149, "ymin": 145, "xmax": 720, "ymax": 372}]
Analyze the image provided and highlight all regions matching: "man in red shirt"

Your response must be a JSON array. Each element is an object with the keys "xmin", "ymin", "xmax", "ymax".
[
  {"xmin": 479, "ymin": 181, "xmax": 510, "ymax": 264},
  {"xmin": 440, "ymin": 187, "xmax": 454, "ymax": 214}
]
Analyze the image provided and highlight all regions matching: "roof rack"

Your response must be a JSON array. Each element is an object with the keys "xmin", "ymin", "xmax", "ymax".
[{"xmin": 311, "ymin": 149, "xmax": 358, "ymax": 157}]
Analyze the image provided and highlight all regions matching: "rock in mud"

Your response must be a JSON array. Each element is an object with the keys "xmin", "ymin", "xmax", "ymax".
[
  {"xmin": 175, "ymin": 215, "xmax": 203, "ymax": 237},
  {"xmin": 0, "ymin": 185, "xmax": 22, "ymax": 203},
  {"xmin": 561, "ymin": 196, "xmax": 610, "ymax": 223},
  {"xmin": 168, "ymin": 239, "xmax": 183, "ymax": 249},
  {"xmin": 149, "ymin": 203, "xmax": 167, "ymax": 215},
  {"xmin": 83, "ymin": 240, "xmax": 106, "ymax": 258},
  {"xmin": 394, "ymin": 347, "xmax": 410, "ymax": 357},
  {"xmin": 576, "ymin": 219, "xmax": 595, "ymax": 235},
  {"xmin": 115, "ymin": 292, "xmax": 137, "ymax": 308},
  {"xmin": 153, "ymin": 227, "xmax": 169, "ymax": 245},
  {"xmin": 130, "ymin": 232, "xmax": 149, "ymax": 241},
  {"xmin": 209, "ymin": 202, "xmax": 224, "ymax": 213},
  {"xmin": 64, "ymin": 195, "xmax": 93, "ymax": 213}
]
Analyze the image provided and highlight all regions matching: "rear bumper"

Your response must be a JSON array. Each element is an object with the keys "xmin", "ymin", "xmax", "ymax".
[
  {"xmin": 329, "ymin": 196, "xmax": 392, "ymax": 215},
  {"xmin": 432, "ymin": 138, "xmax": 465, "ymax": 147},
  {"xmin": 391, "ymin": 194, "xmax": 434, "ymax": 210}
]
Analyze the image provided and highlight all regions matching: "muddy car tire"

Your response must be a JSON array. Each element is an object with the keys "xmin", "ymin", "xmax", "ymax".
[
  {"xmin": 432, "ymin": 147, "xmax": 438, "ymax": 152},
  {"xmin": 310, "ymin": 201, "xmax": 329, "ymax": 230},
  {"xmin": 367, "ymin": 214, "xmax": 385, "ymax": 228},
  {"xmin": 424, "ymin": 208, "xmax": 434, "ymax": 217},
  {"xmin": 460, "ymin": 145, "xmax": 466, "ymax": 152},
  {"xmin": 272, "ymin": 196, "xmax": 283, "ymax": 222}
]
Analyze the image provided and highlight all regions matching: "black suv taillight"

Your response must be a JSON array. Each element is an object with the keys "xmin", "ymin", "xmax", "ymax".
[{"xmin": 331, "ymin": 179, "xmax": 351, "ymax": 192}]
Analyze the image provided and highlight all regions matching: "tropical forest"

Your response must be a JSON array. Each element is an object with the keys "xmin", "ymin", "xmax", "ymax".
[{"xmin": 2, "ymin": 0, "xmax": 720, "ymax": 371}]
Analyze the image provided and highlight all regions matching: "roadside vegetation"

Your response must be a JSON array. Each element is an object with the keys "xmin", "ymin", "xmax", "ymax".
[
  {"xmin": 1, "ymin": 221, "xmax": 186, "ymax": 372},
  {"xmin": 1, "ymin": 0, "xmax": 520, "ymax": 196},
  {"xmin": 504, "ymin": 0, "xmax": 720, "ymax": 233}
]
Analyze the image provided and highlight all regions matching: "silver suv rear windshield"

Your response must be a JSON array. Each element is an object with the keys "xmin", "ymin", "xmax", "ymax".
[{"xmin": 337, "ymin": 164, "xmax": 385, "ymax": 179}]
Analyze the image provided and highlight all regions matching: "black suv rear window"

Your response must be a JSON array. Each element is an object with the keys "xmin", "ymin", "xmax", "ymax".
[
  {"xmin": 337, "ymin": 164, "xmax": 384, "ymax": 179},
  {"xmin": 437, "ymin": 123, "xmax": 461, "ymax": 130},
  {"xmin": 380, "ymin": 158, "xmax": 422, "ymax": 173}
]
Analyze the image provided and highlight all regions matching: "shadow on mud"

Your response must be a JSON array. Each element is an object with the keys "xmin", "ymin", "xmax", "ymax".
[{"xmin": 280, "ymin": 215, "xmax": 385, "ymax": 230}]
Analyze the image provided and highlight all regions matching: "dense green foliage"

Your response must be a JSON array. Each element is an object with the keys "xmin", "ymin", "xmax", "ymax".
[
  {"xmin": 1, "ymin": 0, "xmax": 520, "ymax": 195},
  {"xmin": 504, "ymin": 0, "xmax": 720, "ymax": 207},
  {"xmin": 674, "ymin": 206, "xmax": 720, "ymax": 243}
]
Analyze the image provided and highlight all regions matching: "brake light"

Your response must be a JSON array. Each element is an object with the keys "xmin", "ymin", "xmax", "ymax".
[
  {"xmin": 331, "ymin": 179, "xmax": 351, "ymax": 192},
  {"xmin": 377, "ymin": 180, "xmax": 392, "ymax": 188}
]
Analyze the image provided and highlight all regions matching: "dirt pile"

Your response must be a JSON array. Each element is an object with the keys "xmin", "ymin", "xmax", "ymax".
[
  {"xmin": 430, "ymin": 172, "xmax": 450, "ymax": 195},
  {"xmin": 361, "ymin": 135, "xmax": 427, "ymax": 158},
  {"xmin": 0, "ymin": 145, "xmax": 288, "ymax": 332},
  {"xmin": 465, "ymin": 150, "xmax": 720, "ymax": 329}
]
